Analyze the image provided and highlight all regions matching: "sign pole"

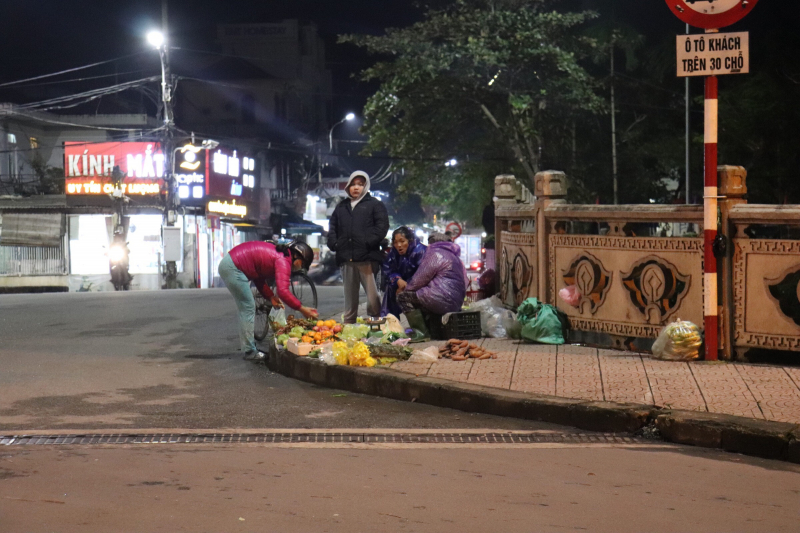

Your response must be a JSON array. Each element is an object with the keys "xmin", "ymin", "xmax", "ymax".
[
  {"xmin": 704, "ymin": 71, "xmax": 719, "ymax": 361},
  {"xmin": 666, "ymin": 0, "xmax": 759, "ymax": 361}
]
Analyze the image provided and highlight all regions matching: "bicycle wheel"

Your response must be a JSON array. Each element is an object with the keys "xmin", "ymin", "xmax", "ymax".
[
  {"xmin": 290, "ymin": 272, "xmax": 318, "ymax": 309},
  {"xmin": 252, "ymin": 286, "xmax": 271, "ymax": 341}
]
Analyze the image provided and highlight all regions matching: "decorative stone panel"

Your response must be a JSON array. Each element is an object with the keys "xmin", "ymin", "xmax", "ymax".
[
  {"xmin": 500, "ymin": 231, "xmax": 536, "ymax": 308},
  {"xmin": 734, "ymin": 239, "xmax": 800, "ymax": 350},
  {"xmin": 550, "ymin": 235, "xmax": 703, "ymax": 338}
]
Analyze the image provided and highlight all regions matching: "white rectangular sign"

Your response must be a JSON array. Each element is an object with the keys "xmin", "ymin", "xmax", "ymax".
[{"xmin": 676, "ymin": 32, "xmax": 749, "ymax": 77}]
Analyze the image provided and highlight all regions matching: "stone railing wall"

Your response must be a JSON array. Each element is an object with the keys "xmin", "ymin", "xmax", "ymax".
[{"xmin": 495, "ymin": 167, "xmax": 799, "ymax": 359}]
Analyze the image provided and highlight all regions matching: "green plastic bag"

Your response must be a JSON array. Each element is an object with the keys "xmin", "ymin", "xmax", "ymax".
[{"xmin": 516, "ymin": 298, "xmax": 566, "ymax": 345}]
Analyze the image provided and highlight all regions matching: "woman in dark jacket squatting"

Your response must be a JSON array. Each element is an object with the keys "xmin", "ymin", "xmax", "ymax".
[{"xmin": 381, "ymin": 226, "xmax": 426, "ymax": 317}]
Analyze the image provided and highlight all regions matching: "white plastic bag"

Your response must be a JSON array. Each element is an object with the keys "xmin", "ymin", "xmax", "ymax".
[
  {"xmin": 320, "ymin": 343, "xmax": 338, "ymax": 365},
  {"xmin": 408, "ymin": 346, "xmax": 440, "ymax": 363},
  {"xmin": 469, "ymin": 296, "xmax": 516, "ymax": 338},
  {"xmin": 382, "ymin": 314, "xmax": 405, "ymax": 334},
  {"xmin": 269, "ymin": 306, "xmax": 287, "ymax": 326}
]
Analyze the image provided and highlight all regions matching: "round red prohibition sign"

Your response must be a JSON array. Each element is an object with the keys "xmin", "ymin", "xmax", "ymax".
[
  {"xmin": 665, "ymin": 0, "xmax": 759, "ymax": 29},
  {"xmin": 445, "ymin": 222, "xmax": 462, "ymax": 240}
]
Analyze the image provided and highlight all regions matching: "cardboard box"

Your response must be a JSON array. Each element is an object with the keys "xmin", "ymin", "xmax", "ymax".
[{"xmin": 287, "ymin": 338, "xmax": 314, "ymax": 356}]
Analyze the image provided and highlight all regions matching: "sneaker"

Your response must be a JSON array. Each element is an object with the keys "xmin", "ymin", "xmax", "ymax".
[{"xmin": 243, "ymin": 350, "xmax": 265, "ymax": 361}]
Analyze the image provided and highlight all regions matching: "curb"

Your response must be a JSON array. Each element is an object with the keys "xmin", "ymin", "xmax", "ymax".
[{"xmin": 267, "ymin": 345, "xmax": 800, "ymax": 463}]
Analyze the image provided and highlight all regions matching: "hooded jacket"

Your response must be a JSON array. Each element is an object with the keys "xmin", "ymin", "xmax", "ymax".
[
  {"xmin": 380, "ymin": 235, "xmax": 427, "ymax": 316},
  {"xmin": 228, "ymin": 241, "xmax": 302, "ymax": 310},
  {"xmin": 406, "ymin": 241, "xmax": 468, "ymax": 315},
  {"xmin": 327, "ymin": 172, "xmax": 390, "ymax": 265}
]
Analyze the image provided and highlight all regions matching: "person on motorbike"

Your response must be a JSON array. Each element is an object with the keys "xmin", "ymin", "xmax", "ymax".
[{"xmin": 218, "ymin": 240, "xmax": 318, "ymax": 361}]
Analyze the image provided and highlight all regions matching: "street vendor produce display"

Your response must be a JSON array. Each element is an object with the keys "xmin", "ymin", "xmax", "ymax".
[
  {"xmin": 274, "ymin": 316, "xmax": 343, "ymax": 347},
  {"xmin": 275, "ymin": 317, "xmax": 414, "ymax": 366},
  {"xmin": 439, "ymin": 339, "xmax": 497, "ymax": 361}
]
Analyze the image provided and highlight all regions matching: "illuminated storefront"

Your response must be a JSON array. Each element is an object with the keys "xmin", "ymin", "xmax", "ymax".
[
  {"xmin": 64, "ymin": 141, "xmax": 165, "ymax": 197},
  {"xmin": 61, "ymin": 141, "xmax": 263, "ymax": 291}
]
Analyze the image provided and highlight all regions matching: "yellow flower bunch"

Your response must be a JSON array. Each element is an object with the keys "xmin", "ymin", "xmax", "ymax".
[
  {"xmin": 332, "ymin": 342, "xmax": 350, "ymax": 365},
  {"xmin": 348, "ymin": 341, "xmax": 377, "ymax": 367}
]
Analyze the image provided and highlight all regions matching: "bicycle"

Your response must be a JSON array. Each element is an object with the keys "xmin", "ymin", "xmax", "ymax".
[{"xmin": 253, "ymin": 270, "xmax": 318, "ymax": 341}]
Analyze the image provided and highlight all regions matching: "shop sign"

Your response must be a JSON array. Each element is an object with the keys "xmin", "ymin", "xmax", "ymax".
[
  {"xmin": 208, "ymin": 147, "xmax": 258, "ymax": 199},
  {"xmin": 677, "ymin": 32, "xmax": 749, "ymax": 77},
  {"xmin": 175, "ymin": 143, "xmax": 206, "ymax": 202},
  {"xmin": 205, "ymin": 146, "xmax": 258, "ymax": 218},
  {"xmin": 64, "ymin": 141, "xmax": 164, "ymax": 195},
  {"xmin": 207, "ymin": 199, "xmax": 248, "ymax": 218}
]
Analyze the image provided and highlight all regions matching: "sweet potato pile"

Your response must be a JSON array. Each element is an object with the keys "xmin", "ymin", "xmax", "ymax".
[{"xmin": 439, "ymin": 339, "xmax": 498, "ymax": 361}]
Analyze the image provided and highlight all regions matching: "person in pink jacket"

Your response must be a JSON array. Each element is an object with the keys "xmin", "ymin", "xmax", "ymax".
[{"xmin": 219, "ymin": 240, "xmax": 318, "ymax": 361}]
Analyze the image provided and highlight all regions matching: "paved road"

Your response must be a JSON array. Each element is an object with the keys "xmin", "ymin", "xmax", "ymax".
[
  {"xmin": 2, "ymin": 437, "xmax": 799, "ymax": 532},
  {"xmin": 2, "ymin": 289, "xmax": 799, "ymax": 532},
  {"xmin": 0, "ymin": 289, "xmax": 556, "ymax": 431}
]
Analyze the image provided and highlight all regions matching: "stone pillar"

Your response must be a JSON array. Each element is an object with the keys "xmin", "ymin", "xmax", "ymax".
[
  {"xmin": 718, "ymin": 165, "xmax": 747, "ymax": 360},
  {"xmin": 534, "ymin": 171, "xmax": 568, "ymax": 304}
]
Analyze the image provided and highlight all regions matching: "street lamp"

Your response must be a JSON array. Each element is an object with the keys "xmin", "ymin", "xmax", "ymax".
[
  {"xmin": 146, "ymin": 30, "xmax": 164, "ymax": 49},
  {"xmin": 328, "ymin": 112, "xmax": 356, "ymax": 152}
]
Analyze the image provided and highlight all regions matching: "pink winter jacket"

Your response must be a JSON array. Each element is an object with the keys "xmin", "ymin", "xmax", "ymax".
[{"xmin": 229, "ymin": 241, "xmax": 302, "ymax": 310}]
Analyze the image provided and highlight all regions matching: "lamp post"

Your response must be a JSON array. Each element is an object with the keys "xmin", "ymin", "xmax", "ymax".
[
  {"xmin": 149, "ymin": 1, "xmax": 178, "ymax": 287},
  {"xmin": 328, "ymin": 112, "xmax": 355, "ymax": 153}
]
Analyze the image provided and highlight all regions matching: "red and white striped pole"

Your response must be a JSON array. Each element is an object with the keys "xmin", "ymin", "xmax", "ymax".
[{"xmin": 704, "ymin": 72, "xmax": 719, "ymax": 361}]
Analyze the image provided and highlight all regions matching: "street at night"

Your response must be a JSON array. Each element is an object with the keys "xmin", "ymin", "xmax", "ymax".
[{"xmin": 3, "ymin": 0, "xmax": 800, "ymax": 531}]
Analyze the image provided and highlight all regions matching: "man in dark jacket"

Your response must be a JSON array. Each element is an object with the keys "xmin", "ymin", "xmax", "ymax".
[{"xmin": 327, "ymin": 170, "xmax": 390, "ymax": 323}]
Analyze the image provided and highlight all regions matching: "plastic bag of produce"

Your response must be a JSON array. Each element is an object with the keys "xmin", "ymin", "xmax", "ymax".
[
  {"xmin": 558, "ymin": 285, "xmax": 581, "ymax": 308},
  {"xmin": 320, "ymin": 343, "xmax": 338, "ymax": 365},
  {"xmin": 381, "ymin": 314, "xmax": 405, "ymax": 334},
  {"xmin": 340, "ymin": 323, "xmax": 371, "ymax": 342},
  {"xmin": 408, "ymin": 346, "xmax": 440, "ymax": 363},
  {"xmin": 269, "ymin": 306, "xmax": 287, "ymax": 326},
  {"xmin": 517, "ymin": 298, "xmax": 567, "ymax": 345},
  {"xmin": 652, "ymin": 319, "xmax": 702, "ymax": 361},
  {"xmin": 469, "ymin": 296, "xmax": 517, "ymax": 338}
]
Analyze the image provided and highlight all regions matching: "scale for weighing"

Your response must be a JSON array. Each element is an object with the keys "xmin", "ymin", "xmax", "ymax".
[{"xmin": 364, "ymin": 317, "xmax": 386, "ymax": 332}]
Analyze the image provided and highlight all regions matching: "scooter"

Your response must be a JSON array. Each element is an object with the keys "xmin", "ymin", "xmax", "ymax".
[{"xmin": 109, "ymin": 233, "xmax": 133, "ymax": 291}]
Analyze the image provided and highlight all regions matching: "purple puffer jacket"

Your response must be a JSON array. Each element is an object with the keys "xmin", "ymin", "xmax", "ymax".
[{"xmin": 406, "ymin": 241, "xmax": 469, "ymax": 315}]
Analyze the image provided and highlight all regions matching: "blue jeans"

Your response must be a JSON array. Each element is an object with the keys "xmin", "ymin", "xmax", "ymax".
[{"xmin": 218, "ymin": 254, "xmax": 257, "ymax": 354}]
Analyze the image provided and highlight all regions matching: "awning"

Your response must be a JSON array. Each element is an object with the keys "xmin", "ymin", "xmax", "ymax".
[
  {"xmin": 283, "ymin": 220, "xmax": 325, "ymax": 235},
  {"xmin": 0, "ymin": 213, "xmax": 65, "ymax": 246},
  {"xmin": 279, "ymin": 211, "xmax": 324, "ymax": 235},
  {"xmin": 232, "ymin": 222, "xmax": 273, "ymax": 234}
]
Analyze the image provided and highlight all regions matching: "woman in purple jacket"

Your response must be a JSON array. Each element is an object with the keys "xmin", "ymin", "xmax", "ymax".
[
  {"xmin": 381, "ymin": 226, "xmax": 427, "ymax": 317},
  {"xmin": 398, "ymin": 232, "xmax": 468, "ymax": 315}
]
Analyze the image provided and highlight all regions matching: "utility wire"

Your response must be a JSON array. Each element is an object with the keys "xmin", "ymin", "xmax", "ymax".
[
  {"xmin": 0, "ymin": 52, "xmax": 148, "ymax": 88},
  {"xmin": 4, "ymin": 70, "xmax": 147, "ymax": 88},
  {"xmin": 19, "ymin": 77, "xmax": 159, "ymax": 111},
  {"xmin": 5, "ymin": 108, "xmax": 164, "ymax": 132}
]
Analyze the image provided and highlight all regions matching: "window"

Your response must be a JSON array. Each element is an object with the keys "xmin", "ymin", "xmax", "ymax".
[
  {"xmin": 29, "ymin": 137, "xmax": 38, "ymax": 149},
  {"xmin": 7, "ymin": 133, "xmax": 16, "ymax": 144}
]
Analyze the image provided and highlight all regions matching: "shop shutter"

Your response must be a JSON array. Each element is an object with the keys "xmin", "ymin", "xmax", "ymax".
[{"xmin": 0, "ymin": 213, "xmax": 65, "ymax": 247}]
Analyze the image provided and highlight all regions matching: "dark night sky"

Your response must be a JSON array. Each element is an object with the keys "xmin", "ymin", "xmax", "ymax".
[
  {"xmin": 0, "ymin": 0, "xmax": 422, "ymax": 108},
  {"xmin": 1, "ymin": 1, "xmax": 796, "ymax": 118}
]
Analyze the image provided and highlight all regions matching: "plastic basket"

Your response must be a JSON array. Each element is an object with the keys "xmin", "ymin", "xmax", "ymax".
[
  {"xmin": 465, "ymin": 288, "xmax": 485, "ymax": 303},
  {"xmin": 442, "ymin": 311, "xmax": 482, "ymax": 340}
]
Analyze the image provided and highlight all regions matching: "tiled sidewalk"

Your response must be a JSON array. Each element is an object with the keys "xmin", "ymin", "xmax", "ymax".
[{"xmin": 389, "ymin": 339, "xmax": 800, "ymax": 424}]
